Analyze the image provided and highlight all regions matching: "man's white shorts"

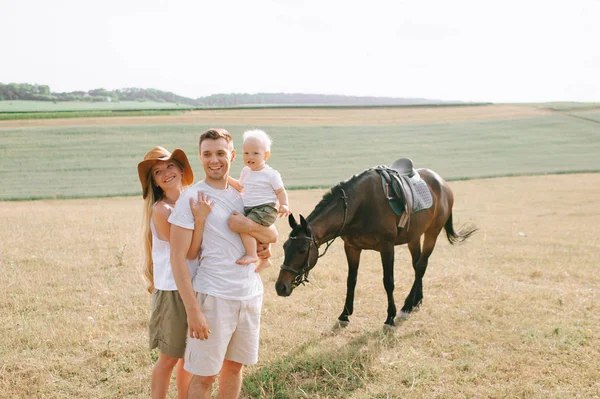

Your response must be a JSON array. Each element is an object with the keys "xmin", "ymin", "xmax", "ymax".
[{"xmin": 184, "ymin": 293, "xmax": 263, "ymax": 376}]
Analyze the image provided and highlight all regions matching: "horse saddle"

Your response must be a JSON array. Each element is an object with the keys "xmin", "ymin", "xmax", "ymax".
[{"xmin": 374, "ymin": 158, "xmax": 433, "ymax": 230}]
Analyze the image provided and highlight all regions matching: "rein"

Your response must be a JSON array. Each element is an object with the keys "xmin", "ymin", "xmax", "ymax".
[
  {"xmin": 280, "ymin": 188, "xmax": 349, "ymax": 288},
  {"xmin": 318, "ymin": 188, "xmax": 348, "ymax": 258}
]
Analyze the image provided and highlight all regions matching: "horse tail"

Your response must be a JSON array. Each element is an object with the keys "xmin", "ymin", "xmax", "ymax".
[{"xmin": 444, "ymin": 212, "xmax": 477, "ymax": 245}]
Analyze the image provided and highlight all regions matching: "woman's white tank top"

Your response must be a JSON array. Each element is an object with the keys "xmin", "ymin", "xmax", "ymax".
[{"xmin": 151, "ymin": 220, "xmax": 198, "ymax": 291}]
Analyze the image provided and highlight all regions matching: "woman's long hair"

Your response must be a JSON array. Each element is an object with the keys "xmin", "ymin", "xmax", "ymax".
[
  {"xmin": 141, "ymin": 172, "xmax": 165, "ymax": 294},
  {"xmin": 140, "ymin": 160, "xmax": 185, "ymax": 294}
]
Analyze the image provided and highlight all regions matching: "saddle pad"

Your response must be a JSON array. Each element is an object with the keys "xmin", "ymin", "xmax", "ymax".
[
  {"xmin": 409, "ymin": 171, "xmax": 433, "ymax": 212},
  {"xmin": 379, "ymin": 169, "xmax": 433, "ymax": 215}
]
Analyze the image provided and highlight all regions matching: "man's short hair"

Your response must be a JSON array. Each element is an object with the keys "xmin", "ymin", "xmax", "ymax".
[{"xmin": 199, "ymin": 128, "xmax": 233, "ymax": 150}]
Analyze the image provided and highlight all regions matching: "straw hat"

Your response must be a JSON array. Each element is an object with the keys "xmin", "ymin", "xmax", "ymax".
[{"xmin": 137, "ymin": 146, "xmax": 194, "ymax": 198}]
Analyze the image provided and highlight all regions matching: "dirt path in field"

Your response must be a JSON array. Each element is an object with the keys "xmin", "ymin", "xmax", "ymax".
[{"xmin": 0, "ymin": 104, "xmax": 553, "ymax": 129}]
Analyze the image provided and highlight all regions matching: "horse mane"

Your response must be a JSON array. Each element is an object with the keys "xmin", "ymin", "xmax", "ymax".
[{"xmin": 309, "ymin": 169, "xmax": 373, "ymax": 219}]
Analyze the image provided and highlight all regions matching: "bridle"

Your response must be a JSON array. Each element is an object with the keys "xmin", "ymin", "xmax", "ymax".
[{"xmin": 280, "ymin": 188, "xmax": 349, "ymax": 288}]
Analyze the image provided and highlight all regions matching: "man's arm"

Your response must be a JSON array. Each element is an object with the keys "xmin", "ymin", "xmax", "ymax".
[
  {"xmin": 170, "ymin": 225, "xmax": 210, "ymax": 340},
  {"xmin": 228, "ymin": 211, "xmax": 278, "ymax": 243}
]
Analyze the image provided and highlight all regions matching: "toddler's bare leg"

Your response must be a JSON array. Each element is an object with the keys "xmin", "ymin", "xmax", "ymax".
[
  {"xmin": 237, "ymin": 232, "xmax": 258, "ymax": 265},
  {"xmin": 255, "ymin": 256, "xmax": 272, "ymax": 273}
]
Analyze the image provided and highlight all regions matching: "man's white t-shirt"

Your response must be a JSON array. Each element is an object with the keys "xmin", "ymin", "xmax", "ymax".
[
  {"xmin": 239, "ymin": 165, "xmax": 284, "ymax": 207},
  {"xmin": 168, "ymin": 180, "xmax": 263, "ymax": 301}
]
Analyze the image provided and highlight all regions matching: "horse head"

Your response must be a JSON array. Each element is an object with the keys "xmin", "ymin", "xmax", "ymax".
[{"xmin": 275, "ymin": 214, "xmax": 319, "ymax": 297}]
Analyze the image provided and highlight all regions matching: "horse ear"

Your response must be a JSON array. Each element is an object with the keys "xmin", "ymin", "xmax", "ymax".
[
  {"xmin": 300, "ymin": 215, "xmax": 312, "ymax": 235},
  {"xmin": 289, "ymin": 213, "xmax": 298, "ymax": 229},
  {"xmin": 300, "ymin": 215, "xmax": 308, "ymax": 228}
]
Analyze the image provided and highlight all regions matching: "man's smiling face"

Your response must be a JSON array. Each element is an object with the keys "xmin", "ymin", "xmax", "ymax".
[{"xmin": 200, "ymin": 137, "xmax": 235, "ymax": 185}]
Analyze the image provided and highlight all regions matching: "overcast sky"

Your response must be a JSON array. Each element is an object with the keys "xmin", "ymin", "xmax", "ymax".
[{"xmin": 2, "ymin": 0, "xmax": 599, "ymax": 102}]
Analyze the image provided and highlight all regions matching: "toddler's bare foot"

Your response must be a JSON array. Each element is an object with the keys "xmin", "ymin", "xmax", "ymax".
[
  {"xmin": 255, "ymin": 258, "xmax": 272, "ymax": 273},
  {"xmin": 236, "ymin": 255, "xmax": 258, "ymax": 265}
]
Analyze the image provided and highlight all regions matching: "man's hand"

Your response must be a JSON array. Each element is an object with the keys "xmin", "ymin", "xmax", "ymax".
[
  {"xmin": 257, "ymin": 242, "xmax": 272, "ymax": 259},
  {"xmin": 278, "ymin": 204, "xmax": 291, "ymax": 218},
  {"xmin": 187, "ymin": 307, "xmax": 211, "ymax": 340}
]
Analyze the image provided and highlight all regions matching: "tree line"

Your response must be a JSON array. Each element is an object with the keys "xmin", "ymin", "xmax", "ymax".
[
  {"xmin": 0, "ymin": 83, "xmax": 197, "ymax": 105},
  {"xmin": 0, "ymin": 83, "xmax": 439, "ymax": 106}
]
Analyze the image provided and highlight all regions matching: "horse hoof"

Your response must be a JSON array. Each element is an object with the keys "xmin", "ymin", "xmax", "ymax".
[
  {"xmin": 397, "ymin": 311, "xmax": 411, "ymax": 322},
  {"xmin": 382, "ymin": 324, "xmax": 396, "ymax": 333},
  {"xmin": 336, "ymin": 320, "xmax": 350, "ymax": 329}
]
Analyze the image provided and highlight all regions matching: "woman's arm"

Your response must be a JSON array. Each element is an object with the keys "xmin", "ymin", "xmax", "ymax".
[
  {"xmin": 187, "ymin": 192, "xmax": 214, "ymax": 260},
  {"xmin": 152, "ymin": 202, "xmax": 173, "ymax": 241}
]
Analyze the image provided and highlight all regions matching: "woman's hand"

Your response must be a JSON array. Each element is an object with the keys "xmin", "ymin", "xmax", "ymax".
[{"xmin": 190, "ymin": 192, "xmax": 214, "ymax": 222}]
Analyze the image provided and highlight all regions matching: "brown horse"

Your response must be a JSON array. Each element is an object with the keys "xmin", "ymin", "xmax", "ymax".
[{"xmin": 275, "ymin": 166, "xmax": 477, "ymax": 327}]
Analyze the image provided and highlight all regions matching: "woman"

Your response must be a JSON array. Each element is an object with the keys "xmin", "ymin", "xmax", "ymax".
[{"xmin": 138, "ymin": 146, "xmax": 212, "ymax": 399}]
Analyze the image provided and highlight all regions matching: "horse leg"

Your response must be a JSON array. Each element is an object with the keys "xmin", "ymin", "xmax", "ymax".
[
  {"xmin": 401, "ymin": 232, "xmax": 439, "ymax": 317},
  {"xmin": 380, "ymin": 247, "xmax": 397, "ymax": 327},
  {"xmin": 338, "ymin": 243, "xmax": 361, "ymax": 327},
  {"xmin": 400, "ymin": 239, "xmax": 421, "ymax": 317}
]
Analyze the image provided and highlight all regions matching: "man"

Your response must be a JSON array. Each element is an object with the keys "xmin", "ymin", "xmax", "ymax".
[{"xmin": 169, "ymin": 128, "xmax": 277, "ymax": 398}]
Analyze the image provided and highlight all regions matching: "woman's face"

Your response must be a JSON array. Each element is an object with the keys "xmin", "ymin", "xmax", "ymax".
[{"xmin": 150, "ymin": 160, "xmax": 183, "ymax": 191}]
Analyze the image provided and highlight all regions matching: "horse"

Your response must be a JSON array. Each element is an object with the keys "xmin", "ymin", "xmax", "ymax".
[{"xmin": 275, "ymin": 164, "xmax": 477, "ymax": 328}]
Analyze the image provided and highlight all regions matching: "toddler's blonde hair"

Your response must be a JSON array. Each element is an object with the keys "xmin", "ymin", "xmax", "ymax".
[{"xmin": 243, "ymin": 129, "xmax": 272, "ymax": 152}]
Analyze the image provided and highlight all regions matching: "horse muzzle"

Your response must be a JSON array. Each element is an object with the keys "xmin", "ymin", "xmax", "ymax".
[{"xmin": 275, "ymin": 280, "xmax": 292, "ymax": 297}]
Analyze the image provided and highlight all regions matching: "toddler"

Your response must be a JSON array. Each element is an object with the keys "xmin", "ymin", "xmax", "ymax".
[{"xmin": 229, "ymin": 129, "xmax": 291, "ymax": 266}]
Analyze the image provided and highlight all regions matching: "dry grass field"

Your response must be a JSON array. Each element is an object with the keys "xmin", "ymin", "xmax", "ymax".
[
  {"xmin": 0, "ymin": 104, "xmax": 552, "ymax": 129},
  {"xmin": 1, "ymin": 173, "xmax": 598, "ymax": 398}
]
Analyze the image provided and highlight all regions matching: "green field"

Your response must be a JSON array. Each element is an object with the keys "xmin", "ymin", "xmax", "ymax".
[
  {"xmin": 1, "ymin": 113, "xmax": 599, "ymax": 200},
  {"xmin": 528, "ymin": 102, "xmax": 600, "ymax": 111},
  {"xmin": 0, "ymin": 100, "xmax": 194, "ymax": 112},
  {"xmin": 0, "ymin": 109, "xmax": 188, "ymax": 121},
  {"xmin": 0, "ymin": 101, "xmax": 484, "ymax": 114},
  {"xmin": 568, "ymin": 109, "xmax": 600, "ymax": 123}
]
